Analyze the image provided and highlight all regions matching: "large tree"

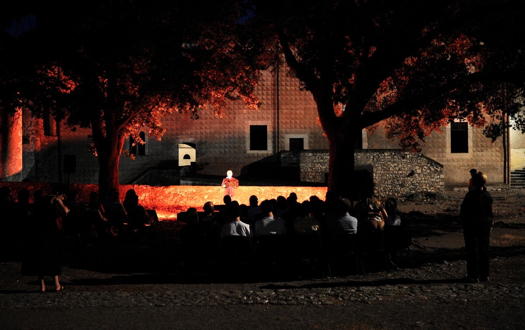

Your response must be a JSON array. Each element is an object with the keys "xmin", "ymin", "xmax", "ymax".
[
  {"xmin": 13, "ymin": 1, "xmax": 274, "ymax": 196},
  {"xmin": 256, "ymin": 0, "xmax": 525, "ymax": 197}
]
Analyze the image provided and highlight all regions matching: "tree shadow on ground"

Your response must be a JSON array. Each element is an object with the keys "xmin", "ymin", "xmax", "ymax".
[
  {"xmin": 260, "ymin": 277, "xmax": 468, "ymax": 290},
  {"xmin": 64, "ymin": 245, "xmax": 525, "ymax": 286}
]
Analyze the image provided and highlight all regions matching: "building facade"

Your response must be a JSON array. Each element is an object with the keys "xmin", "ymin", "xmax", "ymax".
[{"xmin": 2, "ymin": 64, "xmax": 521, "ymax": 194}]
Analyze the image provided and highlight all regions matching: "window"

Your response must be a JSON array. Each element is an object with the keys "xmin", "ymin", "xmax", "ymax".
[
  {"xmin": 284, "ymin": 134, "xmax": 309, "ymax": 151},
  {"xmin": 63, "ymin": 155, "xmax": 76, "ymax": 173},
  {"xmin": 129, "ymin": 131, "xmax": 147, "ymax": 156},
  {"xmin": 249, "ymin": 125, "xmax": 268, "ymax": 151},
  {"xmin": 451, "ymin": 122, "xmax": 468, "ymax": 153},
  {"xmin": 289, "ymin": 138, "xmax": 304, "ymax": 152}
]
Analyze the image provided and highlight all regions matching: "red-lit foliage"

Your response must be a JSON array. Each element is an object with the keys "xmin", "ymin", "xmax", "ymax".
[
  {"xmin": 256, "ymin": 0, "xmax": 525, "ymax": 196},
  {"xmin": 19, "ymin": 1, "xmax": 275, "ymax": 197}
]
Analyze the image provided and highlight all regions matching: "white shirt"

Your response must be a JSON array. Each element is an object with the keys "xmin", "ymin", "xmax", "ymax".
[
  {"xmin": 254, "ymin": 215, "xmax": 287, "ymax": 236},
  {"xmin": 336, "ymin": 212, "xmax": 358, "ymax": 235},
  {"xmin": 221, "ymin": 219, "xmax": 251, "ymax": 238}
]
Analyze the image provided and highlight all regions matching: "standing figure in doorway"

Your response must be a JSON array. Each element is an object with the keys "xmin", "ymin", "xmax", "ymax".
[{"xmin": 221, "ymin": 170, "xmax": 239, "ymax": 198}]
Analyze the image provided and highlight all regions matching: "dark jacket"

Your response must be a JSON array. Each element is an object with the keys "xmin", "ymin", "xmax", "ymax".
[{"xmin": 460, "ymin": 189, "xmax": 493, "ymax": 227}]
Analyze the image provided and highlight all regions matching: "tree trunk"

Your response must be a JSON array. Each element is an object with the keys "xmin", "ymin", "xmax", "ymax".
[
  {"xmin": 97, "ymin": 133, "xmax": 125, "ymax": 199},
  {"xmin": 327, "ymin": 135, "xmax": 355, "ymax": 198},
  {"xmin": 327, "ymin": 122, "xmax": 362, "ymax": 199}
]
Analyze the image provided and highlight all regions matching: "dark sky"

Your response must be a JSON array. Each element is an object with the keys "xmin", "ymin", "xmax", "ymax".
[{"xmin": 4, "ymin": 15, "xmax": 36, "ymax": 37}]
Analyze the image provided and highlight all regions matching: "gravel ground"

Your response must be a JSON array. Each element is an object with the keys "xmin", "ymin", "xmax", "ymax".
[
  {"xmin": 1, "ymin": 189, "xmax": 524, "ymax": 329},
  {"xmin": 1, "ymin": 254, "xmax": 524, "ymax": 309}
]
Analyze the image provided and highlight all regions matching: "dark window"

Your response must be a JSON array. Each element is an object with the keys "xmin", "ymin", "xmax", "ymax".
[
  {"xmin": 250, "ymin": 125, "xmax": 267, "ymax": 150},
  {"xmin": 63, "ymin": 155, "xmax": 76, "ymax": 173},
  {"xmin": 451, "ymin": 122, "xmax": 468, "ymax": 153},
  {"xmin": 289, "ymin": 138, "xmax": 304, "ymax": 152},
  {"xmin": 129, "ymin": 131, "xmax": 146, "ymax": 156}
]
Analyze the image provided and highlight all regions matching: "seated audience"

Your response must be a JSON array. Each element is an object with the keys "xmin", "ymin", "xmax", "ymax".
[
  {"xmin": 293, "ymin": 202, "xmax": 321, "ymax": 235},
  {"xmin": 254, "ymin": 200, "xmax": 287, "ymax": 236},
  {"xmin": 220, "ymin": 203, "xmax": 251, "ymax": 238},
  {"xmin": 103, "ymin": 189, "xmax": 127, "ymax": 236},
  {"xmin": 332, "ymin": 198, "xmax": 358, "ymax": 236},
  {"xmin": 246, "ymin": 195, "xmax": 262, "ymax": 225}
]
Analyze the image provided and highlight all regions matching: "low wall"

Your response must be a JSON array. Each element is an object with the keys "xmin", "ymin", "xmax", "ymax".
[
  {"xmin": 300, "ymin": 150, "xmax": 444, "ymax": 198},
  {"xmin": 0, "ymin": 182, "xmax": 327, "ymax": 220},
  {"xmin": 357, "ymin": 150, "xmax": 444, "ymax": 197}
]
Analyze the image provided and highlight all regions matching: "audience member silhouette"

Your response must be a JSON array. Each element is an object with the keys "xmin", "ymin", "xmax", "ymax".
[
  {"xmin": 293, "ymin": 201, "xmax": 320, "ymax": 235},
  {"xmin": 123, "ymin": 189, "xmax": 148, "ymax": 231},
  {"xmin": 383, "ymin": 198, "xmax": 411, "ymax": 268},
  {"xmin": 254, "ymin": 200, "xmax": 287, "ymax": 237},
  {"xmin": 0, "ymin": 187, "xmax": 15, "ymax": 253},
  {"xmin": 220, "ymin": 203, "xmax": 251, "ymax": 238},
  {"xmin": 22, "ymin": 188, "xmax": 69, "ymax": 292},
  {"xmin": 246, "ymin": 195, "xmax": 262, "ymax": 225},
  {"xmin": 11, "ymin": 189, "xmax": 32, "ymax": 257},
  {"xmin": 86, "ymin": 191, "xmax": 110, "ymax": 239},
  {"xmin": 468, "ymin": 168, "xmax": 478, "ymax": 191},
  {"xmin": 104, "ymin": 189, "xmax": 127, "ymax": 236}
]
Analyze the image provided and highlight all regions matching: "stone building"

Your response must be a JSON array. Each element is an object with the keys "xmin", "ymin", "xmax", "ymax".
[{"xmin": 2, "ymin": 64, "xmax": 523, "ymax": 197}]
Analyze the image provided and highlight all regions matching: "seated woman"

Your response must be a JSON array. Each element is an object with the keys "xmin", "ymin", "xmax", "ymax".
[
  {"xmin": 123, "ymin": 189, "xmax": 148, "ymax": 231},
  {"xmin": 383, "ymin": 197, "xmax": 411, "ymax": 268},
  {"xmin": 86, "ymin": 191, "xmax": 110, "ymax": 239},
  {"xmin": 366, "ymin": 198, "xmax": 387, "ymax": 231},
  {"xmin": 354, "ymin": 197, "xmax": 387, "ymax": 254},
  {"xmin": 104, "ymin": 189, "xmax": 127, "ymax": 236}
]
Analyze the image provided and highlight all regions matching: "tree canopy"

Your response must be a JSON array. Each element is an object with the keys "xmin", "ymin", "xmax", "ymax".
[
  {"xmin": 255, "ymin": 0, "xmax": 525, "ymax": 196},
  {"xmin": 2, "ymin": 1, "xmax": 275, "ymax": 194},
  {"xmin": 3, "ymin": 0, "xmax": 525, "ymax": 197}
]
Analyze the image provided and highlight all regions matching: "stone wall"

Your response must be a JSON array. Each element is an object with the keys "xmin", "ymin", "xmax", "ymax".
[
  {"xmin": 300, "ymin": 150, "xmax": 444, "ymax": 198},
  {"xmin": 366, "ymin": 122, "xmax": 507, "ymax": 185},
  {"xmin": 300, "ymin": 151, "xmax": 329, "ymax": 184}
]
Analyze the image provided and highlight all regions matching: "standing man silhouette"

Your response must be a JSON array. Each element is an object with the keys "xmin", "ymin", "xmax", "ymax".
[{"xmin": 221, "ymin": 170, "xmax": 239, "ymax": 197}]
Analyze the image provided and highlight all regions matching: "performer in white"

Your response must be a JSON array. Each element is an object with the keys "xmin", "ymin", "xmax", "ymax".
[{"xmin": 221, "ymin": 170, "xmax": 239, "ymax": 197}]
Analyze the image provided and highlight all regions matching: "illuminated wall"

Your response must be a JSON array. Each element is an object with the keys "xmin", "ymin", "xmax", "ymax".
[
  {"xmin": 0, "ymin": 182, "xmax": 327, "ymax": 220},
  {"xmin": 366, "ymin": 121, "xmax": 506, "ymax": 185},
  {"xmin": 0, "ymin": 108, "xmax": 23, "ymax": 180},
  {"xmin": 510, "ymin": 124, "xmax": 525, "ymax": 171},
  {"xmin": 153, "ymin": 67, "xmax": 328, "ymax": 180},
  {"xmin": 13, "ymin": 62, "xmax": 511, "ymax": 187}
]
